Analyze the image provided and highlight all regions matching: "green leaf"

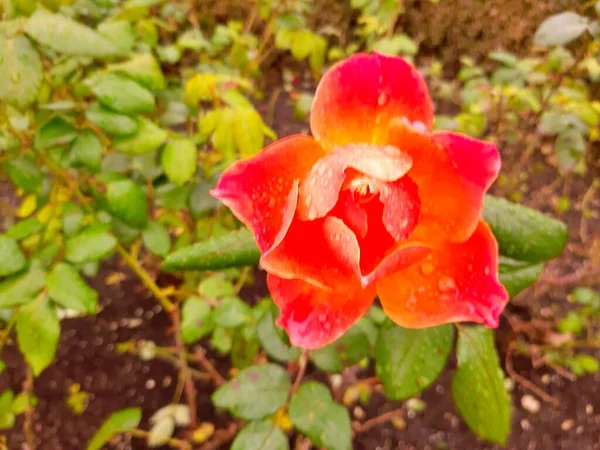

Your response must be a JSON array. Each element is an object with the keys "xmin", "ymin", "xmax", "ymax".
[
  {"xmin": 483, "ymin": 195, "xmax": 568, "ymax": 262},
  {"xmin": 257, "ymin": 310, "xmax": 300, "ymax": 362},
  {"xmin": 288, "ymin": 382, "xmax": 352, "ymax": 450},
  {"xmin": 161, "ymin": 139, "xmax": 197, "ymax": 185},
  {"xmin": 211, "ymin": 325, "xmax": 233, "ymax": 354},
  {"xmin": 47, "ymin": 262, "xmax": 98, "ymax": 314},
  {"xmin": 452, "ymin": 326, "xmax": 511, "ymax": 444},
  {"xmin": 0, "ymin": 265, "xmax": 46, "ymax": 308},
  {"xmin": 0, "ymin": 35, "xmax": 42, "ymax": 109},
  {"xmin": 16, "ymin": 296, "xmax": 60, "ymax": 376},
  {"xmin": 142, "ymin": 221, "xmax": 171, "ymax": 257},
  {"xmin": 71, "ymin": 130, "xmax": 102, "ymax": 172},
  {"xmin": 0, "ymin": 361, "xmax": 5, "ymax": 375},
  {"xmin": 108, "ymin": 53, "xmax": 166, "ymax": 91},
  {"xmin": 87, "ymin": 407, "xmax": 142, "ymax": 450},
  {"xmin": 5, "ymin": 218, "xmax": 44, "ymax": 241},
  {"xmin": 570, "ymin": 287, "xmax": 600, "ymax": 309},
  {"xmin": 0, "ymin": 390, "xmax": 15, "ymax": 430},
  {"xmin": 86, "ymin": 103, "xmax": 139, "ymax": 136},
  {"xmin": 211, "ymin": 364, "xmax": 290, "ymax": 420},
  {"xmin": 372, "ymin": 34, "xmax": 418, "ymax": 56},
  {"xmin": 97, "ymin": 20, "xmax": 135, "ymax": 53},
  {"xmin": 213, "ymin": 297, "xmax": 252, "ymax": 328},
  {"xmin": 291, "ymin": 29, "xmax": 315, "ymax": 61},
  {"xmin": 233, "ymin": 108, "xmax": 265, "ymax": 157},
  {"xmin": 213, "ymin": 108, "xmax": 237, "ymax": 159},
  {"xmin": 0, "ymin": 235, "xmax": 27, "ymax": 277},
  {"xmin": 498, "ymin": 256, "xmax": 544, "ymax": 297},
  {"xmin": 114, "ymin": 117, "xmax": 168, "ymax": 155},
  {"xmin": 25, "ymin": 9, "xmax": 122, "ymax": 57},
  {"xmin": 199, "ymin": 276, "xmax": 236, "ymax": 298},
  {"xmin": 231, "ymin": 420, "xmax": 289, "ymax": 450},
  {"xmin": 181, "ymin": 297, "xmax": 213, "ymax": 344},
  {"xmin": 310, "ymin": 325, "xmax": 370, "ymax": 373},
  {"xmin": 555, "ymin": 128, "xmax": 586, "ymax": 173},
  {"xmin": 5, "ymin": 156, "xmax": 44, "ymax": 193},
  {"xmin": 64, "ymin": 229, "xmax": 117, "ymax": 264},
  {"xmin": 163, "ymin": 227, "xmax": 260, "ymax": 271},
  {"xmin": 533, "ymin": 12, "xmax": 589, "ymax": 47},
  {"xmin": 105, "ymin": 180, "xmax": 148, "ymax": 229},
  {"xmin": 35, "ymin": 116, "xmax": 78, "ymax": 150},
  {"xmin": 558, "ymin": 312, "xmax": 585, "ymax": 334},
  {"xmin": 375, "ymin": 324, "xmax": 453, "ymax": 400},
  {"xmin": 92, "ymin": 73, "xmax": 155, "ymax": 114}
]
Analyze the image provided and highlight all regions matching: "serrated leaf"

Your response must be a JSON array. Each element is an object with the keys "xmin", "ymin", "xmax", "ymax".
[
  {"xmin": 181, "ymin": 297, "xmax": 213, "ymax": 344},
  {"xmin": 162, "ymin": 227, "xmax": 260, "ymax": 271},
  {"xmin": 105, "ymin": 180, "xmax": 148, "ymax": 229},
  {"xmin": 161, "ymin": 139, "xmax": 197, "ymax": 185},
  {"xmin": 142, "ymin": 221, "xmax": 171, "ymax": 257},
  {"xmin": 375, "ymin": 324, "xmax": 453, "ymax": 400},
  {"xmin": 108, "ymin": 53, "xmax": 166, "ymax": 91},
  {"xmin": 213, "ymin": 297, "xmax": 252, "ymax": 328},
  {"xmin": 233, "ymin": 108, "xmax": 265, "ymax": 157},
  {"xmin": 483, "ymin": 195, "xmax": 568, "ymax": 262},
  {"xmin": 114, "ymin": 117, "xmax": 168, "ymax": 155},
  {"xmin": 231, "ymin": 420, "xmax": 289, "ymax": 450},
  {"xmin": 0, "ymin": 35, "xmax": 42, "ymax": 109},
  {"xmin": 0, "ymin": 235, "xmax": 27, "ymax": 277},
  {"xmin": 71, "ymin": 130, "xmax": 102, "ymax": 172},
  {"xmin": 92, "ymin": 73, "xmax": 155, "ymax": 114},
  {"xmin": 64, "ymin": 229, "xmax": 117, "ymax": 264},
  {"xmin": 533, "ymin": 11, "xmax": 589, "ymax": 47},
  {"xmin": 86, "ymin": 103, "xmax": 139, "ymax": 136},
  {"xmin": 257, "ymin": 310, "xmax": 300, "ymax": 362},
  {"xmin": 16, "ymin": 295, "xmax": 60, "ymax": 376},
  {"xmin": 87, "ymin": 408, "xmax": 142, "ymax": 450},
  {"xmin": 452, "ymin": 326, "xmax": 511, "ymax": 444},
  {"xmin": 288, "ymin": 382, "xmax": 352, "ymax": 450},
  {"xmin": 0, "ymin": 265, "xmax": 46, "ymax": 308},
  {"xmin": 25, "ymin": 9, "xmax": 122, "ymax": 57},
  {"xmin": 498, "ymin": 256, "xmax": 544, "ymax": 297},
  {"xmin": 212, "ymin": 364, "xmax": 290, "ymax": 419},
  {"xmin": 4, "ymin": 156, "xmax": 44, "ymax": 194},
  {"xmin": 310, "ymin": 325, "xmax": 370, "ymax": 373},
  {"xmin": 47, "ymin": 263, "xmax": 98, "ymax": 314}
]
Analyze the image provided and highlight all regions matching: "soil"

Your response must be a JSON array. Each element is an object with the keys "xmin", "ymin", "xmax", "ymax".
[{"xmin": 2, "ymin": 0, "xmax": 600, "ymax": 448}]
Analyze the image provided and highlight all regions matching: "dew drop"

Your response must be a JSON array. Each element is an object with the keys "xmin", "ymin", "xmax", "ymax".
[
  {"xmin": 438, "ymin": 276, "xmax": 457, "ymax": 293},
  {"xmin": 377, "ymin": 91, "xmax": 388, "ymax": 106},
  {"xmin": 420, "ymin": 262, "xmax": 435, "ymax": 276},
  {"xmin": 484, "ymin": 266, "xmax": 490, "ymax": 276}
]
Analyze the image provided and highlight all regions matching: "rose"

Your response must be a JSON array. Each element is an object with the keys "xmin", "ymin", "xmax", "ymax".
[{"xmin": 212, "ymin": 53, "xmax": 509, "ymax": 349}]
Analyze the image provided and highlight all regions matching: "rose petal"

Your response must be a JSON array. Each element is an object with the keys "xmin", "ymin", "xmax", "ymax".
[
  {"xmin": 376, "ymin": 176, "xmax": 420, "ymax": 241},
  {"xmin": 310, "ymin": 53, "xmax": 434, "ymax": 149},
  {"xmin": 261, "ymin": 216, "xmax": 361, "ymax": 290},
  {"xmin": 330, "ymin": 190, "xmax": 369, "ymax": 238},
  {"xmin": 267, "ymin": 273, "xmax": 376, "ymax": 349},
  {"xmin": 376, "ymin": 220, "xmax": 509, "ymax": 328},
  {"xmin": 388, "ymin": 120, "xmax": 500, "ymax": 243},
  {"xmin": 298, "ymin": 143, "xmax": 412, "ymax": 221},
  {"xmin": 211, "ymin": 135, "xmax": 325, "ymax": 252}
]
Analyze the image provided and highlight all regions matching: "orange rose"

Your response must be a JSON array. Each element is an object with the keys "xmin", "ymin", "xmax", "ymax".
[{"xmin": 212, "ymin": 53, "xmax": 509, "ymax": 349}]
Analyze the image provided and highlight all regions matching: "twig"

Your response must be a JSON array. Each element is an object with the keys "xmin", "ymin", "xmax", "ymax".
[
  {"xmin": 198, "ymin": 422, "xmax": 240, "ymax": 450},
  {"xmin": 23, "ymin": 369, "xmax": 35, "ymax": 450},
  {"xmin": 287, "ymin": 351, "xmax": 308, "ymax": 403},
  {"xmin": 506, "ymin": 343, "xmax": 559, "ymax": 405},
  {"xmin": 352, "ymin": 406, "xmax": 405, "ymax": 434},
  {"xmin": 194, "ymin": 348, "xmax": 226, "ymax": 386},
  {"xmin": 129, "ymin": 428, "xmax": 191, "ymax": 449},
  {"xmin": 170, "ymin": 307, "xmax": 198, "ymax": 428}
]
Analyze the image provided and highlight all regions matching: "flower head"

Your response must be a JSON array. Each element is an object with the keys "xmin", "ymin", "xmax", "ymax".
[{"xmin": 212, "ymin": 53, "xmax": 509, "ymax": 349}]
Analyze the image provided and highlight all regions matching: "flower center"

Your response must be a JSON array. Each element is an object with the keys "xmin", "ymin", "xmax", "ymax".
[{"xmin": 351, "ymin": 178, "xmax": 378, "ymax": 204}]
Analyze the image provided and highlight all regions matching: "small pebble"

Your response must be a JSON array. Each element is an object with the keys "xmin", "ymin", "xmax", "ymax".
[
  {"xmin": 586, "ymin": 404, "xmax": 594, "ymax": 415},
  {"xmin": 521, "ymin": 395, "xmax": 541, "ymax": 414},
  {"xmin": 541, "ymin": 374, "xmax": 551, "ymax": 385},
  {"xmin": 353, "ymin": 406, "xmax": 366, "ymax": 420},
  {"xmin": 520, "ymin": 419, "xmax": 532, "ymax": 431},
  {"xmin": 145, "ymin": 379, "xmax": 156, "ymax": 389},
  {"xmin": 561, "ymin": 419, "xmax": 574, "ymax": 431}
]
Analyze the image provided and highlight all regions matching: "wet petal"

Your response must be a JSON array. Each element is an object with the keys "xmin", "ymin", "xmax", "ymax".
[
  {"xmin": 211, "ymin": 135, "xmax": 325, "ymax": 252},
  {"xmin": 267, "ymin": 273, "xmax": 376, "ymax": 349},
  {"xmin": 261, "ymin": 216, "xmax": 361, "ymax": 290},
  {"xmin": 377, "ymin": 221, "xmax": 509, "ymax": 328},
  {"xmin": 388, "ymin": 120, "xmax": 500, "ymax": 243},
  {"xmin": 330, "ymin": 190, "xmax": 369, "ymax": 238},
  {"xmin": 311, "ymin": 53, "xmax": 434, "ymax": 149},
  {"xmin": 376, "ymin": 176, "xmax": 420, "ymax": 241},
  {"xmin": 298, "ymin": 143, "xmax": 412, "ymax": 221}
]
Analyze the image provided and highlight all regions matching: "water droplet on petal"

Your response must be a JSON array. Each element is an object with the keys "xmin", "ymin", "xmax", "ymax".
[
  {"xmin": 438, "ymin": 276, "xmax": 457, "ymax": 293},
  {"xmin": 377, "ymin": 91, "xmax": 388, "ymax": 106},
  {"xmin": 420, "ymin": 262, "xmax": 435, "ymax": 276},
  {"xmin": 484, "ymin": 266, "xmax": 490, "ymax": 276}
]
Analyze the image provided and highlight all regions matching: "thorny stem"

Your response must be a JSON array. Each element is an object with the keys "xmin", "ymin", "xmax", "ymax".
[
  {"xmin": 194, "ymin": 348, "xmax": 226, "ymax": 386},
  {"xmin": 287, "ymin": 351, "xmax": 308, "ymax": 404}
]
